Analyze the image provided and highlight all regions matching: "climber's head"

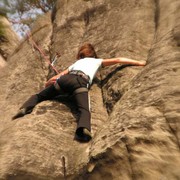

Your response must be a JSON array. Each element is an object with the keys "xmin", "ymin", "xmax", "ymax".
[{"xmin": 76, "ymin": 43, "xmax": 98, "ymax": 59}]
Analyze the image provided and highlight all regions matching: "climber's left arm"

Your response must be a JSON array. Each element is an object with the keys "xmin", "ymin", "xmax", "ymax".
[{"xmin": 102, "ymin": 57, "xmax": 146, "ymax": 67}]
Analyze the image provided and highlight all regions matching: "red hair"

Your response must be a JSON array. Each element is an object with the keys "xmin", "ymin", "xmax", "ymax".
[{"xmin": 76, "ymin": 43, "xmax": 98, "ymax": 59}]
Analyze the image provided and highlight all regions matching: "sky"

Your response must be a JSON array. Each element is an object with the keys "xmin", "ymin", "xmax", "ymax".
[
  {"xmin": 0, "ymin": 0, "xmax": 44, "ymax": 38},
  {"xmin": 7, "ymin": 9, "xmax": 43, "ymax": 38}
]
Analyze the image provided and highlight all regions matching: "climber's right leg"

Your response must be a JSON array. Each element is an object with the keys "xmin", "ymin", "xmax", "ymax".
[{"xmin": 12, "ymin": 85, "xmax": 60, "ymax": 120}]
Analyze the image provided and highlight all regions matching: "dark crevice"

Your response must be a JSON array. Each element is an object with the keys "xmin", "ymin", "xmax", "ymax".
[
  {"xmin": 100, "ymin": 64, "xmax": 133, "ymax": 114},
  {"xmin": 146, "ymin": 0, "xmax": 159, "ymax": 63},
  {"xmin": 154, "ymin": 0, "xmax": 160, "ymax": 30},
  {"xmin": 125, "ymin": 144, "xmax": 134, "ymax": 180},
  {"xmin": 173, "ymin": 24, "xmax": 180, "ymax": 47},
  {"xmin": 84, "ymin": 10, "xmax": 90, "ymax": 26},
  {"xmin": 164, "ymin": 115, "xmax": 180, "ymax": 150},
  {"xmin": 101, "ymin": 65, "xmax": 131, "ymax": 86},
  {"xmin": 51, "ymin": 3, "xmax": 57, "ymax": 23},
  {"xmin": 62, "ymin": 156, "xmax": 67, "ymax": 180},
  {"xmin": 156, "ymin": 103, "xmax": 180, "ymax": 151}
]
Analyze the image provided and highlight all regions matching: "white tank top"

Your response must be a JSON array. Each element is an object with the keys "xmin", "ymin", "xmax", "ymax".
[{"xmin": 68, "ymin": 57, "xmax": 103, "ymax": 84}]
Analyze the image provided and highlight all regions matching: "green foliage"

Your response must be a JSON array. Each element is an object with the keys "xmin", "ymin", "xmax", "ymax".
[
  {"xmin": 0, "ymin": 16, "xmax": 5, "ymax": 36},
  {"xmin": 0, "ymin": 18, "xmax": 7, "ymax": 42},
  {"xmin": 0, "ymin": 22, "xmax": 5, "ymax": 37}
]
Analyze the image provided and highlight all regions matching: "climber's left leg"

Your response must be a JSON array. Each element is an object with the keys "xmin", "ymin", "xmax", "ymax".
[{"xmin": 73, "ymin": 91, "xmax": 92, "ymax": 142}]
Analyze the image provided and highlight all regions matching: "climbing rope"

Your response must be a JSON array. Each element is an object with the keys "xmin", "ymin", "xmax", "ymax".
[
  {"xmin": 26, "ymin": 31, "xmax": 60, "ymax": 74},
  {"xmin": 9, "ymin": 19, "xmax": 60, "ymax": 74}
]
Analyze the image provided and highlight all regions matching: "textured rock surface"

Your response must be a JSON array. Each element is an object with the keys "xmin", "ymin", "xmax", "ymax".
[
  {"xmin": 0, "ymin": 16, "xmax": 19, "ymax": 64},
  {"xmin": 0, "ymin": 0, "xmax": 180, "ymax": 179},
  {"xmin": 0, "ymin": 54, "xmax": 6, "ymax": 68}
]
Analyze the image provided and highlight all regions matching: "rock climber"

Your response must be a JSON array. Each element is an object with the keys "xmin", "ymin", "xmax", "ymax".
[{"xmin": 12, "ymin": 43, "xmax": 146, "ymax": 142}]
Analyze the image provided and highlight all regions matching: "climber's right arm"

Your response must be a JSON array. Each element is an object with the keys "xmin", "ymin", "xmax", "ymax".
[{"xmin": 45, "ymin": 69, "xmax": 69, "ymax": 87}]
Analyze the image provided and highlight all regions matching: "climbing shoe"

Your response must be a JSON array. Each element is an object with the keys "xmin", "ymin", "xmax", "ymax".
[
  {"xmin": 75, "ymin": 127, "xmax": 92, "ymax": 142},
  {"xmin": 12, "ymin": 108, "xmax": 32, "ymax": 120}
]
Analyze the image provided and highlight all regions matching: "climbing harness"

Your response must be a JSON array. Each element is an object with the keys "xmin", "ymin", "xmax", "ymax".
[
  {"xmin": 54, "ymin": 80, "xmax": 88, "ymax": 95},
  {"xmin": 69, "ymin": 70, "xmax": 90, "ymax": 82},
  {"xmin": 73, "ymin": 87, "xmax": 88, "ymax": 95}
]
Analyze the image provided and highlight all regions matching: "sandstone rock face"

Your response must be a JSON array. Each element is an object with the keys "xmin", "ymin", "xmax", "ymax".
[
  {"xmin": 0, "ymin": 54, "xmax": 6, "ymax": 68},
  {"xmin": 0, "ymin": 16, "xmax": 19, "ymax": 63},
  {"xmin": 0, "ymin": 0, "xmax": 180, "ymax": 179}
]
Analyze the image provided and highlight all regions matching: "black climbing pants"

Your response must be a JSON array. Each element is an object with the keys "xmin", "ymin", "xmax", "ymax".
[{"xmin": 20, "ymin": 74, "xmax": 91, "ymax": 132}]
